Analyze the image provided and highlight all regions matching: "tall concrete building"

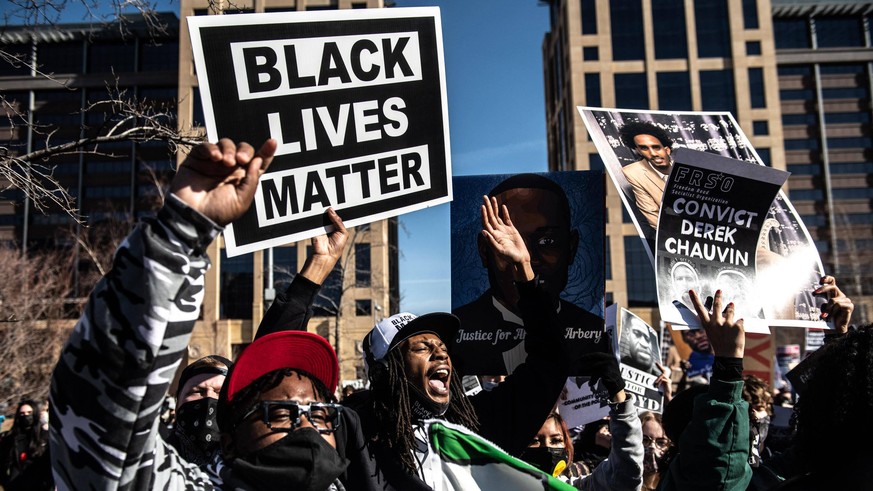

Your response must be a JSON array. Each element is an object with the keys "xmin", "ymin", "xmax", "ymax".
[
  {"xmin": 543, "ymin": 0, "xmax": 872, "ymax": 327},
  {"xmin": 177, "ymin": 0, "xmax": 398, "ymax": 386}
]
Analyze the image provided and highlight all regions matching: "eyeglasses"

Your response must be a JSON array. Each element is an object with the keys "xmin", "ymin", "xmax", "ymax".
[
  {"xmin": 242, "ymin": 401, "xmax": 343, "ymax": 434},
  {"xmin": 642, "ymin": 435, "xmax": 671, "ymax": 449}
]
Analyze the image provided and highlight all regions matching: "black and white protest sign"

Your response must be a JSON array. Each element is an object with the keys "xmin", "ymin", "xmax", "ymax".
[
  {"xmin": 188, "ymin": 8, "xmax": 451, "ymax": 255},
  {"xmin": 615, "ymin": 308, "xmax": 664, "ymax": 413},
  {"xmin": 656, "ymin": 148, "xmax": 800, "ymax": 332}
]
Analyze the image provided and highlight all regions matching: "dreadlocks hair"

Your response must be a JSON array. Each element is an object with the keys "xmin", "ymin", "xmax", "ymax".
[
  {"xmin": 793, "ymin": 325, "xmax": 873, "ymax": 468},
  {"xmin": 217, "ymin": 367, "xmax": 334, "ymax": 458},
  {"xmin": 618, "ymin": 121, "xmax": 674, "ymax": 150},
  {"xmin": 371, "ymin": 347, "xmax": 480, "ymax": 474}
]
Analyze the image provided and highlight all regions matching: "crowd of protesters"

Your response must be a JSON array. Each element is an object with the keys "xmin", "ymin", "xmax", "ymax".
[{"xmin": 0, "ymin": 137, "xmax": 862, "ymax": 490}]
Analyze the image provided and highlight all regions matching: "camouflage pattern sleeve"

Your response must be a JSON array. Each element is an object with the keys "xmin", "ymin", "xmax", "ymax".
[{"xmin": 50, "ymin": 194, "xmax": 221, "ymax": 491}]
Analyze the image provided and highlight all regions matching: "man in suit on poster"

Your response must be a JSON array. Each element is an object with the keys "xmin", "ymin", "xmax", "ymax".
[
  {"xmin": 452, "ymin": 174, "xmax": 605, "ymax": 376},
  {"xmin": 619, "ymin": 121, "xmax": 675, "ymax": 231}
]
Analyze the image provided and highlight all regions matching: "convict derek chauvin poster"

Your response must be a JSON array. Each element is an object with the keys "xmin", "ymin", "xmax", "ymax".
[
  {"xmin": 189, "ymin": 8, "xmax": 451, "ymax": 255},
  {"xmin": 655, "ymin": 148, "xmax": 825, "ymax": 332}
]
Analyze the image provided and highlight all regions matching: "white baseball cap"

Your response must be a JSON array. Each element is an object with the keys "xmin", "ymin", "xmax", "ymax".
[{"xmin": 363, "ymin": 312, "xmax": 460, "ymax": 364}]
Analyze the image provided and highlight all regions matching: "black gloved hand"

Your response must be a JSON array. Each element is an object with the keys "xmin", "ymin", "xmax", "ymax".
[{"xmin": 578, "ymin": 352, "xmax": 625, "ymax": 398}]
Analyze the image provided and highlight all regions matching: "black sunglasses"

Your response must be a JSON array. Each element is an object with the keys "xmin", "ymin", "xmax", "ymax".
[{"xmin": 242, "ymin": 400, "xmax": 343, "ymax": 434}]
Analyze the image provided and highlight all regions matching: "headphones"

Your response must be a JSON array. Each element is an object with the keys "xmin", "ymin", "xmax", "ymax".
[{"xmin": 362, "ymin": 333, "xmax": 389, "ymax": 386}]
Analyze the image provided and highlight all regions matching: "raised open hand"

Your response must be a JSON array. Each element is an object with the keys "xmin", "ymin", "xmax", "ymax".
[
  {"xmin": 170, "ymin": 138, "xmax": 277, "ymax": 226},
  {"xmin": 480, "ymin": 195, "xmax": 534, "ymax": 282},
  {"xmin": 815, "ymin": 275, "xmax": 854, "ymax": 334},
  {"xmin": 690, "ymin": 289, "xmax": 745, "ymax": 359}
]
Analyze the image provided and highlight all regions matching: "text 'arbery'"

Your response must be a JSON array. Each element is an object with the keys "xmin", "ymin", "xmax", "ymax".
[{"xmin": 231, "ymin": 32, "xmax": 423, "ymax": 100}]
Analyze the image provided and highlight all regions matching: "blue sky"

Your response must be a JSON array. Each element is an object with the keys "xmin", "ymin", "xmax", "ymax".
[{"xmin": 394, "ymin": 1, "xmax": 551, "ymax": 313}]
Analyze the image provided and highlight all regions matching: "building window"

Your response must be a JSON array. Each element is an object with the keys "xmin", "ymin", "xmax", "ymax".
[
  {"xmin": 87, "ymin": 41, "xmax": 135, "ymax": 74},
  {"xmin": 37, "ymin": 41, "xmax": 83, "ymax": 74},
  {"xmin": 753, "ymin": 121, "xmax": 769, "ymax": 135},
  {"xmin": 615, "ymin": 72, "xmax": 648, "ymax": 110},
  {"xmin": 694, "ymin": 0, "xmax": 731, "ymax": 58},
  {"xmin": 581, "ymin": 0, "xmax": 597, "ymax": 35},
  {"xmin": 610, "ymin": 0, "xmax": 645, "ymax": 61},
  {"xmin": 815, "ymin": 16, "xmax": 865, "ymax": 48},
  {"xmin": 140, "ymin": 40, "xmax": 179, "ymax": 72},
  {"xmin": 653, "ymin": 0, "xmax": 688, "ymax": 60},
  {"xmin": 0, "ymin": 44, "xmax": 32, "ymax": 76},
  {"xmin": 774, "ymin": 18, "xmax": 810, "ymax": 49},
  {"xmin": 266, "ymin": 246, "xmax": 297, "ymax": 289},
  {"xmin": 742, "ymin": 0, "xmax": 759, "ymax": 29},
  {"xmin": 589, "ymin": 153, "xmax": 604, "ymax": 172},
  {"xmin": 657, "ymin": 72, "xmax": 692, "ymax": 111},
  {"xmin": 624, "ymin": 236, "xmax": 657, "ymax": 305},
  {"xmin": 356, "ymin": 299, "xmax": 372, "ymax": 316},
  {"xmin": 585, "ymin": 73, "xmax": 601, "ymax": 106},
  {"xmin": 355, "ymin": 243, "xmax": 371, "ymax": 287},
  {"xmin": 746, "ymin": 41, "xmax": 761, "ymax": 55},
  {"xmin": 583, "ymin": 47, "xmax": 599, "ymax": 61},
  {"xmin": 220, "ymin": 249, "xmax": 253, "ymax": 319},
  {"xmin": 756, "ymin": 147, "xmax": 771, "ymax": 166},
  {"xmin": 605, "ymin": 236, "xmax": 612, "ymax": 280},
  {"xmin": 700, "ymin": 69, "xmax": 736, "ymax": 114},
  {"xmin": 749, "ymin": 67, "xmax": 766, "ymax": 108}
]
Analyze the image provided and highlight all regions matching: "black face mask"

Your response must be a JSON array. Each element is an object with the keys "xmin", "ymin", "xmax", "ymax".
[
  {"xmin": 406, "ymin": 381, "xmax": 449, "ymax": 421},
  {"xmin": 176, "ymin": 398, "xmax": 221, "ymax": 455},
  {"xmin": 520, "ymin": 446, "xmax": 569, "ymax": 477},
  {"xmin": 15, "ymin": 414, "xmax": 33, "ymax": 430},
  {"xmin": 230, "ymin": 427, "xmax": 349, "ymax": 491}
]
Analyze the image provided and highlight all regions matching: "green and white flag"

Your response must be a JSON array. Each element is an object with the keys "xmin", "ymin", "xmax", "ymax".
[{"xmin": 424, "ymin": 419, "xmax": 576, "ymax": 491}]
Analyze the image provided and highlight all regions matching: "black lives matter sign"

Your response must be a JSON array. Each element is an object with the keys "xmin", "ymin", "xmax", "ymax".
[{"xmin": 188, "ymin": 8, "xmax": 451, "ymax": 256}]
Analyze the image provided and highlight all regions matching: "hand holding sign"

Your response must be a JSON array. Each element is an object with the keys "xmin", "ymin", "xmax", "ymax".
[
  {"xmin": 815, "ymin": 276, "xmax": 854, "ymax": 334},
  {"xmin": 300, "ymin": 208, "xmax": 349, "ymax": 285},
  {"xmin": 171, "ymin": 139, "xmax": 277, "ymax": 226}
]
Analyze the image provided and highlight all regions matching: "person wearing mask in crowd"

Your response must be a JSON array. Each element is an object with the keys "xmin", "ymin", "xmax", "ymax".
[
  {"xmin": 657, "ymin": 289, "xmax": 752, "ymax": 491},
  {"xmin": 749, "ymin": 276, "xmax": 861, "ymax": 490},
  {"xmin": 167, "ymin": 355, "xmax": 232, "ymax": 466},
  {"xmin": 524, "ymin": 354, "xmax": 643, "ymax": 491},
  {"xmin": 0, "ymin": 399, "xmax": 52, "ymax": 491},
  {"xmin": 351, "ymin": 196, "xmax": 577, "ymax": 489},
  {"xmin": 49, "ymin": 138, "xmax": 366, "ymax": 490},
  {"xmin": 741, "ymin": 375, "xmax": 773, "ymax": 469},
  {"xmin": 638, "ymin": 411, "xmax": 670, "ymax": 491}
]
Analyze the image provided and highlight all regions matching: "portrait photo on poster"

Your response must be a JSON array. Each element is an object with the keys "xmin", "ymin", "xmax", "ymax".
[{"xmin": 450, "ymin": 172, "xmax": 607, "ymax": 376}]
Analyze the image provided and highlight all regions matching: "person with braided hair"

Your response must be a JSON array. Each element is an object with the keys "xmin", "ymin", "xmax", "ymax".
[{"xmin": 353, "ymin": 195, "xmax": 573, "ymax": 490}]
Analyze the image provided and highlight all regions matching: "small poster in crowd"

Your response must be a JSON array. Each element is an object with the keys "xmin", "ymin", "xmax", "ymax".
[
  {"xmin": 450, "ymin": 172, "xmax": 607, "ymax": 376},
  {"xmin": 655, "ymin": 149, "xmax": 814, "ymax": 332},
  {"xmin": 189, "ymin": 8, "xmax": 452, "ymax": 256},
  {"xmin": 616, "ymin": 308, "xmax": 664, "ymax": 413},
  {"xmin": 557, "ymin": 376, "xmax": 611, "ymax": 428}
]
